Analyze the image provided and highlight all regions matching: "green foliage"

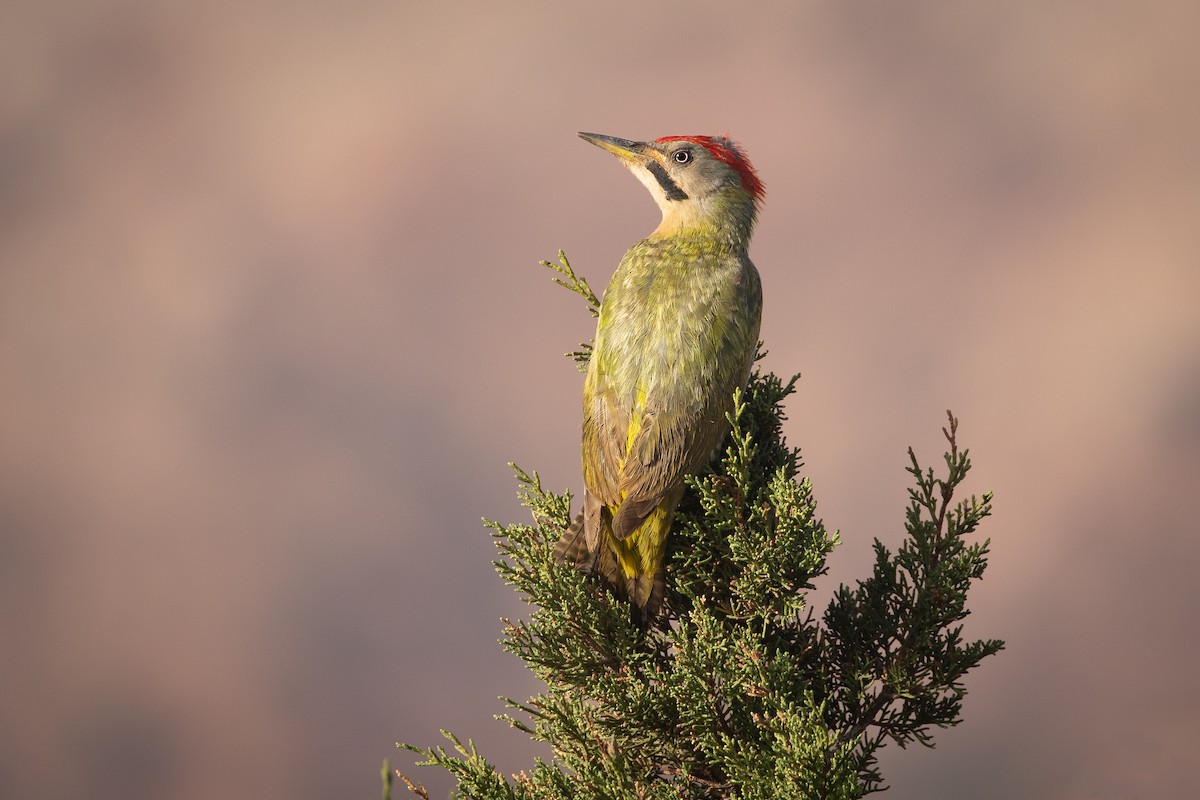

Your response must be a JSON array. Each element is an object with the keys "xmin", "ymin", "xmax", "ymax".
[
  {"xmin": 819, "ymin": 415, "xmax": 1003, "ymax": 793},
  {"xmin": 541, "ymin": 250, "xmax": 600, "ymax": 370},
  {"xmin": 395, "ymin": 256, "xmax": 1002, "ymax": 799}
]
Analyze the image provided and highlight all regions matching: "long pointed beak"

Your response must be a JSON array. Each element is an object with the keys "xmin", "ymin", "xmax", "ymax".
[{"xmin": 578, "ymin": 132, "xmax": 647, "ymax": 162}]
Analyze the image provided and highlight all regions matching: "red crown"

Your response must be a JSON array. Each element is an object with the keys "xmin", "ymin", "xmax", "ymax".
[{"xmin": 655, "ymin": 135, "xmax": 765, "ymax": 202}]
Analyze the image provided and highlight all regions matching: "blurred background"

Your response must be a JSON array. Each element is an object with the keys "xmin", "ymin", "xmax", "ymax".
[{"xmin": 2, "ymin": 1, "xmax": 1198, "ymax": 798}]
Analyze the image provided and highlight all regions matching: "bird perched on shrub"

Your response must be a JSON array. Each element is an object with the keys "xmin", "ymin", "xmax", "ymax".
[{"xmin": 554, "ymin": 132, "xmax": 764, "ymax": 621}]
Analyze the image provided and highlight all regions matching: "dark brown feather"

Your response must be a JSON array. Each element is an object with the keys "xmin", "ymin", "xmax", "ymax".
[
  {"xmin": 551, "ymin": 512, "xmax": 590, "ymax": 569},
  {"xmin": 611, "ymin": 495, "xmax": 660, "ymax": 541}
]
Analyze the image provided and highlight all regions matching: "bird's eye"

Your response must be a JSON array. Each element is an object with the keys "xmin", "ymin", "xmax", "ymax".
[{"xmin": 673, "ymin": 149, "xmax": 692, "ymax": 164}]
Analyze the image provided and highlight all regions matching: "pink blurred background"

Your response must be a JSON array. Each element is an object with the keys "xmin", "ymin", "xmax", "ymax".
[{"xmin": 3, "ymin": 2, "xmax": 1198, "ymax": 798}]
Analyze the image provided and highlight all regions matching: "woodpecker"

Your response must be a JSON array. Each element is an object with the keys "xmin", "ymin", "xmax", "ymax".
[{"xmin": 554, "ymin": 132, "xmax": 764, "ymax": 621}]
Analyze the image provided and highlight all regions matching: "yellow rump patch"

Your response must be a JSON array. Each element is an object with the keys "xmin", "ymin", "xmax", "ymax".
[{"xmin": 610, "ymin": 500, "xmax": 672, "ymax": 580}]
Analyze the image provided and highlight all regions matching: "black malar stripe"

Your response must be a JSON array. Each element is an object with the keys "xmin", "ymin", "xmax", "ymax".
[{"xmin": 645, "ymin": 161, "xmax": 688, "ymax": 201}]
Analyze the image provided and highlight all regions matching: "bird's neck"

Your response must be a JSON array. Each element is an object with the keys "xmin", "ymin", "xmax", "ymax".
[{"xmin": 650, "ymin": 188, "xmax": 757, "ymax": 250}]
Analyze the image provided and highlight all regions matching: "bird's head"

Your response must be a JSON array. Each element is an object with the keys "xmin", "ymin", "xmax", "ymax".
[{"xmin": 579, "ymin": 132, "xmax": 764, "ymax": 242}]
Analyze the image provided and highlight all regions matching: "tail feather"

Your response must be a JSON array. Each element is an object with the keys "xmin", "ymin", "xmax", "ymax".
[
  {"xmin": 552, "ymin": 488, "xmax": 678, "ymax": 626},
  {"xmin": 554, "ymin": 492, "xmax": 604, "ymax": 570},
  {"xmin": 625, "ymin": 561, "xmax": 667, "ymax": 622},
  {"xmin": 551, "ymin": 512, "xmax": 591, "ymax": 569}
]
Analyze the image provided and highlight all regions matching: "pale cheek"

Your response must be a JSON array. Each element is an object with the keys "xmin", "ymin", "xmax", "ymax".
[{"xmin": 628, "ymin": 166, "xmax": 671, "ymax": 211}]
